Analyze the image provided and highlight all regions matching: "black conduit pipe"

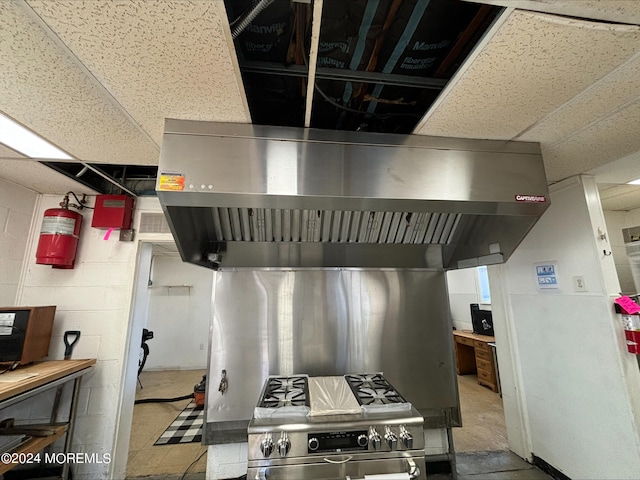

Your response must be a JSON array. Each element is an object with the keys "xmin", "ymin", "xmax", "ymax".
[{"xmin": 134, "ymin": 393, "xmax": 193, "ymax": 405}]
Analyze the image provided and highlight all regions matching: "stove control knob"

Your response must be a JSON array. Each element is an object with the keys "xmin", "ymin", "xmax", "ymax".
[
  {"xmin": 384, "ymin": 426, "xmax": 398, "ymax": 450},
  {"xmin": 357, "ymin": 434, "xmax": 368, "ymax": 447},
  {"xmin": 368, "ymin": 427, "xmax": 381, "ymax": 451},
  {"xmin": 277, "ymin": 433, "xmax": 291, "ymax": 457},
  {"xmin": 260, "ymin": 435, "xmax": 274, "ymax": 458},
  {"xmin": 308, "ymin": 437, "xmax": 320, "ymax": 452},
  {"xmin": 400, "ymin": 426, "xmax": 414, "ymax": 449}
]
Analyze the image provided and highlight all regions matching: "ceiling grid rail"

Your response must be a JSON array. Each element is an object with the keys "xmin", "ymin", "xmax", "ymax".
[{"xmin": 304, "ymin": 0, "xmax": 324, "ymax": 127}]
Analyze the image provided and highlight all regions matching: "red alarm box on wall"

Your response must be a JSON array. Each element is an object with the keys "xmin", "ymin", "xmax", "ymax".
[{"xmin": 91, "ymin": 194, "xmax": 134, "ymax": 229}]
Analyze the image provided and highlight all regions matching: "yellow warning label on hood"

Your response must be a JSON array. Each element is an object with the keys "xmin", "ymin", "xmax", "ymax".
[{"xmin": 158, "ymin": 174, "xmax": 185, "ymax": 191}]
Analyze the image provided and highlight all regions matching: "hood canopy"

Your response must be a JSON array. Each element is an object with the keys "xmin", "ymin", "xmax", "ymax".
[{"xmin": 157, "ymin": 120, "xmax": 549, "ymax": 270}]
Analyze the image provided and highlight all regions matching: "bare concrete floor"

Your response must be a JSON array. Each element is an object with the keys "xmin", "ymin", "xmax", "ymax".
[
  {"xmin": 454, "ymin": 374, "xmax": 509, "ymax": 452},
  {"xmin": 126, "ymin": 369, "xmax": 207, "ymax": 479},
  {"xmin": 434, "ymin": 375, "xmax": 551, "ymax": 480},
  {"xmin": 434, "ymin": 450, "xmax": 553, "ymax": 480},
  {"xmin": 126, "ymin": 372, "xmax": 551, "ymax": 480}
]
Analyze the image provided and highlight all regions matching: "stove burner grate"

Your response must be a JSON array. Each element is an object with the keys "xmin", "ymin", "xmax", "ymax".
[
  {"xmin": 258, "ymin": 375, "xmax": 310, "ymax": 408},
  {"xmin": 345, "ymin": 373, "xmax": 409, "ymax": 406}
]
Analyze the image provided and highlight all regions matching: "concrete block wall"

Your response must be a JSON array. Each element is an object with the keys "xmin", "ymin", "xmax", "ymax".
[
  {"xmin": 0, "ymin": 195, "xmax": 175, "ymax": 479},
  {"xmin": 0, "ymin": 183, "xmax": 68, "ymax": 458},
  {"xmin": 0, "ymin": 178, "xmax": 37, "ymax": 305},
  {"xmin": 8, "ymin": 193, "xmax": 139, "ymax": 478},
  {"xmin": 1, "ymin": 191, "xmax": 192, "ymax": 479}
]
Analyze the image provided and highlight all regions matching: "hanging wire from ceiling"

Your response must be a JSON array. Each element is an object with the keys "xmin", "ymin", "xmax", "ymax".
[
  {"xmin": 301, "ymin": 41, "xmax": 421, "ymax": 119},
  {"xmin": 312, "ymin": 83, "xmax": 420, "ymax": 119}
]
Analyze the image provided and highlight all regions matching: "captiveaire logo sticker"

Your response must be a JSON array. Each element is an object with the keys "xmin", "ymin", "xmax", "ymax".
[{"xmin": 515, "ymin": 195, "xmax": 547, "ymax": 203}]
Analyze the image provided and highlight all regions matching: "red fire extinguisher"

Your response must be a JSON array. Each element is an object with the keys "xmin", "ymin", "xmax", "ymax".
[
  {"xmin": 622, "ymin": 314, "xmax": 640, "ymax": 354},
  {"xmin": 614, "ymin": 296, "xmax": 640, "ymax": 354},
  {"xmin": 35, "ymin": 193, "xmax": 85, "ymax": 269}
]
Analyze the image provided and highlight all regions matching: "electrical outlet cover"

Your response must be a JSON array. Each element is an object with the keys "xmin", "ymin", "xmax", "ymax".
[{"xmin": 573, "ymin": 275, "xmax": 587, "ymax": 292}]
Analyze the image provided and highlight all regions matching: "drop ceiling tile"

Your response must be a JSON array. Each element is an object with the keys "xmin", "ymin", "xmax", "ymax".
[
  {"xmin": 27, "ymin": 0, "xmax": 250, "ymax": 147},
  {"xmin": 415, "ymin": 10, "xmax": 640, "ymax": 140},
  {"xmin": 542, "ymin": 0, "xmax": 640, "ymax": 24},
  {"xmin": 467, "ymin": 0, "xmax": 640, "ymax": 25},
  {"xmin": 0, "ymin": 1, "xmax": 159, "ymax": 165},
  {"xmin": 0, "ymin": 159, "xmax": 98, "ymax": 195},
  {"xmin": 542, "ymin": 100, "xmax": 640, "ymax": 182},
  {"xmin": 597, "ymin": 184, "xmax": 640, "ymax": 211},
  {"xmin": 598, "ymin": 184, "xmax": 634, "ymax": 200},
  {"xmin": 519, "ymin": 53, "xmax": 640, "ymax": 144},
  {"xmin": 588, "ymin": 150, "xmax": 640, "ymax": 185},
  {"xmin": 0, "ymin": 145, "xmax": 27, "ymax": 158}
]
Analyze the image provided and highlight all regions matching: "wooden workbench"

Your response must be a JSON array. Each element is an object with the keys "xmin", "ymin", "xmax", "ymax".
[
  {"xmin": 0, "ymin": 359, "xmax": 96, "ymax": 476},
  {"xmin": 0, "ymin": 359, "xmax": 95, "ymax": 401}
]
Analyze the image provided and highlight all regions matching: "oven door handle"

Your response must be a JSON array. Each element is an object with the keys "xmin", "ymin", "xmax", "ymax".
[
  {"xmin": 255, "ymin": 458, "xmax": 420, "ymax": 480},
  {"xmin": 342, "ymin": 458, "xmax": 421, "ymax": 480},
  {"xmin": 323, "ymin": 455, "xmax": 353, "ymax": 464},
  {"xmin": 406, "ymin": 457, "xmax": 421, "ymax": 479}
]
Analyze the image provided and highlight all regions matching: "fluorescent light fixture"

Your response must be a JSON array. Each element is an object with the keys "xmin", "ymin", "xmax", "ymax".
[
  {"xmin": 628, "ymin": 178, "xmax": 640, "ymax": 185},
  {"xmin": 0, "ymin": 112, "xmax": 72, "ymax": 160}
]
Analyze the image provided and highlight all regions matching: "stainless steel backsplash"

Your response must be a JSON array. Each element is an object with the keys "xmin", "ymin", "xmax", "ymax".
[{"xmin": 205, "ymin": 269, "xmax": 460, "ymax": 444}]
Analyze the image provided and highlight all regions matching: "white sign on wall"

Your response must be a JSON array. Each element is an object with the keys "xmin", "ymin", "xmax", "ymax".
[
  {"xmin": 535, "ymin": 262, "xmax": 559, "ymax": 290},
  {"xmin": 0, "ymin": 313, "xmax": 15, "ymax": 336}
]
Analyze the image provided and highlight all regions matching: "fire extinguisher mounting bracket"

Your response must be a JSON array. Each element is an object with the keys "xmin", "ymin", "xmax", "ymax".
[{"xmin": 119, "ymin": 229, "xmax": 135, "ymax": 242}]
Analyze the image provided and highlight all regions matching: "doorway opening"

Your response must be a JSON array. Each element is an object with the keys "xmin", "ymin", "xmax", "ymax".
[
  {"xmin": 125, "ymin": 242, "xmax": 211, "ymax": 479},
  {"xmin": 447, "ymin": 267, "xmax": 508, "ymax": 453}
]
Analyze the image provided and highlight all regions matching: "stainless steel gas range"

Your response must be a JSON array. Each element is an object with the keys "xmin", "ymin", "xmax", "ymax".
[{"xmin": 247, "ymin": 373, "xmax": 426, "ymax": 480}]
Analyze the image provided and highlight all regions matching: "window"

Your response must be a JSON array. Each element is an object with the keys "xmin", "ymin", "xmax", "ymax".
[{"xmin": 477, "ymin": 266, "xmax": 491, "ymax": 304}]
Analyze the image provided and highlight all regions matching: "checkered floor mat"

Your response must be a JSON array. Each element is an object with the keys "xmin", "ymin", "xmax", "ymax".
[{"xmin": 155, "ymin": 402, "xmax": 203, "ymax": 445}]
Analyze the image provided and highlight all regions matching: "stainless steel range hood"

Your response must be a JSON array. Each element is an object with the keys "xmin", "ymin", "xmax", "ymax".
[{"xmin": 157, "ymin": 120, "xmax": 549, "ymax": 270}]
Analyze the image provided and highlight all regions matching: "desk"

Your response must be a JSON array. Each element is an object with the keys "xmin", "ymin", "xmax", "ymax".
[
  {"xmin": 0, "ymin": 359, "xmax": 96, "ymax": 477},
  {"xmin": 452, "ymin": 331, "xmax": 498, "ymax": 392}
]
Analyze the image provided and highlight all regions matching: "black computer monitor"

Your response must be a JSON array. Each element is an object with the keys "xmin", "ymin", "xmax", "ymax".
[{"xmin": 470, "ymin": 304, "xmax": 494, "ymax": 336}]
